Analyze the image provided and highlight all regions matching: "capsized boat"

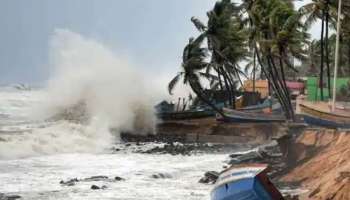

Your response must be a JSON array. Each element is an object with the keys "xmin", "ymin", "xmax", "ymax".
[
  {"xmin": 299, "ymin": 102, "xmax": 350, "ymax": 129},
  {"xmin": 211, "ymin": 164, "xmax": 284, "ymax": 200},
  {"xmin": 217, "ymin": 108, "xmax": 286, "ymax": 123}
]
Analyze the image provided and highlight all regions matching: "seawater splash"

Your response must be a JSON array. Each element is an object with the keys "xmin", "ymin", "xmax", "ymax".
[
  {"xmin": 0, "ymin": 29, "xmax": 157, "ymax": 159},
  {"xmin": 44, "ymin": 29, "xmax": 156, "ymax": 135}
]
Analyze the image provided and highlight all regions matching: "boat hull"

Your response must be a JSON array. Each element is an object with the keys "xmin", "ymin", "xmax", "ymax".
[
  {"xmin": 238, "ymin": 99, "xmax": 281, "ymax": 114},
  {"xmin": 300, "ymin": 104, "xmax": 350, "ymax": 128},
  {"xmin": 218, "ymin": 108, "xmax": 285, "ymax": 123},
  {"xmin": 303, "ymin": 114, "xmax": 350, "ymax": 129},
  {"xmin": 211, "ymin": 178, "xmax": 273, "ymax": 200},
  {"xmin": 211, "ymin": 164, "xmax": 283, "ymax": 200}
]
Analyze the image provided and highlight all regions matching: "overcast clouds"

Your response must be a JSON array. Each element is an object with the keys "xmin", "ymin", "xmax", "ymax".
[{"xmin": 0, "ymin": 0, "xmax": 318, "ymax": 85}]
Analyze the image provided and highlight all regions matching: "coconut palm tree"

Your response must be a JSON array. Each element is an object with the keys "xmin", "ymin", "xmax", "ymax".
[
  {"xmin": 190, "ymin": 0, "xmax": 248, "ymax": 109},
  {"xmin": 168, "ymin": 36, "xmax": 225, "ymax": 115},
  {"xmin": 300, "ymin": 0, "xmax": 338, "ymax": 100},
  {"xmin": 243, "ymin": 0, "xmax": 308, "ymax": 120}
]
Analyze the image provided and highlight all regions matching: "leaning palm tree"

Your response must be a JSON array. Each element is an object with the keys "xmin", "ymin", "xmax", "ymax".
[
  {"xmin": 191, "ymin": 0, "xmax": 248, "ymax": 108},
  {"xmin": 168, "ymin": 36, "xmax": 225, "ymax": 116},
  {"xmin": 244, "ymin": 0, "xmax": 308, "ymax": 120}
]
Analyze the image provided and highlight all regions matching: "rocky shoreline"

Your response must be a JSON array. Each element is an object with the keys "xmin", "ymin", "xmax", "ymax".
[{"xmin": 121, "ymin": 119, "xmax": 350, "ymax": 200}]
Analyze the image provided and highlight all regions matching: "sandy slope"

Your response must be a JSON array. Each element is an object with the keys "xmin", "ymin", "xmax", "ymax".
[{"xmin": 281, "ymin": 129, "xmax": 350, "ymax": 200}]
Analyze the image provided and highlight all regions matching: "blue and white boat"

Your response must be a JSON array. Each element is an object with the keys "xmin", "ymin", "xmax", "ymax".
[{"xmin": 211, "ymin": 164, "xmax": 284, "ymax": 200}]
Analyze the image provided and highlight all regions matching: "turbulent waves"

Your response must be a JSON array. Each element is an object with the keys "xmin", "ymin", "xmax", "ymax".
[{"xmin": 0, "ymin": 29, "xmax": 159, "ymax": 159}]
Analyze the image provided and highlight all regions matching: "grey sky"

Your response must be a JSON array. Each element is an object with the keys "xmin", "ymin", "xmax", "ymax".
[{"xmin": 0, "ymin": 0, "xmax": 318, "ymax": 85}]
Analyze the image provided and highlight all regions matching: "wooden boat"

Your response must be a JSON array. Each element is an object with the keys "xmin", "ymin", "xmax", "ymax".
[
  {"xmin": 211, "ymin": 164, "xmax": 283, "ymax": 200},
  {"xmin": 217, "ymin": 108, "xmax": 285, "ymax": 123},
  {"xmin": 299, "ymin": 102, "xmax": 350, "ymax": 128},
  {"xmin": 238, "ymin": 99, "xmax": 281, "ymax": 113}
]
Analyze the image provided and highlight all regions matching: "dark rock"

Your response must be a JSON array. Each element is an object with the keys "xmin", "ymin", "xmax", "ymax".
[
  {"xmin": 229, "ymin": 149, "xmax": 264, "ymax": 165},
  {"xmin": 151, "ymin": 173, "xmax": 172, "ymax": 179},
  {"xmin": 199, "ymin": 171, "xmax": 219, "ymax": 184},
  {"xmin": 61, "ymin": 175, "xmax": 124, "ymax": 187},
  {"xmin": 114, "ymin": 176, "xmax": 125, "ymax": 181},
  {"xmin": 59, "ymin": 178, "xmax": 79, "ymax": 186},
  {"xmin": 140, "ymin": 143, "xmax": 197, "ymax": 155},
  {"xmin": 90, "ymin": 184, "xmax": 108, "ymax": 190},
  {"xmin": 83, "ymin": 176, "xmax": 109, "ymax": 182},
  {"xmin": 91, "ymin": 185, "xmax": 100, "ymax": 190},
  {"xmin": 3, "ymin": 195, "xmax": 21, "ymax": 200}
]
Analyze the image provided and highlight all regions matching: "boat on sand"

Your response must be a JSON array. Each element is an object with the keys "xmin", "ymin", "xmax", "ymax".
[{"xmin": 299, "ymin": 101, "xmax": 350, "ymax": 129}]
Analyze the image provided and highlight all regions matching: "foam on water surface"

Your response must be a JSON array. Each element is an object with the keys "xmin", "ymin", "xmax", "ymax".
[
  {"xmin": 0, "ymin": 81, "xmax": 230, "ymax": 200},
  {"xmin": 0, "ymin": 152, "xmax": 227, "ymax": 200}
]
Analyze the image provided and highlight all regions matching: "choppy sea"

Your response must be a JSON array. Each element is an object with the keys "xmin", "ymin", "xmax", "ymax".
[{"xmin": 0, "ymin": 86, "xmax": 236, "ymax": 200}]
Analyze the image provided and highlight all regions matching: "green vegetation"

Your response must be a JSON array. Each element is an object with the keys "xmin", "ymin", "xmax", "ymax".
[{"xmin": 169, "ymin": 0, "xmax": 349, "ymax": 120}]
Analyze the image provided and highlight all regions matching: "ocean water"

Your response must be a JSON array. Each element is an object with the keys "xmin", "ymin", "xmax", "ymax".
[{"xmin": 0, "ymin": 86, "xmax": 230, "ymax": 200}]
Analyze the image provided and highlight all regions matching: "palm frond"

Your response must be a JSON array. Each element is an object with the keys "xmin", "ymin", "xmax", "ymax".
[
  {"xmin": 168, "ymin": 73, "xmax": 182, "ymax": 95},
  {"xmin": 191, "ymin": 17, "xmax": 207, "ymax": 32}
]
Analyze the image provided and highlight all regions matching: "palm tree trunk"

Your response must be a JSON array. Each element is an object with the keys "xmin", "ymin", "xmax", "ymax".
[
  {"xmin": 278, "ymin": 49, "xmax": 295, "ymax": 120},
  {"xmin": 320, "ymin": 10, "xmax": 325, "ymax": 101},
  {"xmin": 267, "ymin": 55, "xmax": 292, "ymax": 119},
  {"xmin": 267, "ymin": 63, "xmax": 291, "ymax": 119},
  {"xmin": 176, "ymin": 98, "xmax": 181, "ymax": 112},
  {"xmin": 253, "ymin": 50, "xmax": 256, "ymax": 92},
  {"xmin": 216, "ymin": 68, "xmax": 225, "ymax": 106},
  {"xmin": 220, "ymin": 67, "xmax": 233, "ymax": 108},
  {"xmin": 325, "ymin": 3, "xmax": 331, "ymax": 99},
  {"xmin": 348, "ymin": 43, "xmax": 350, "ymax": 76},
  {"xmin": 254, "ymin": 44, "xmax": 291, "ymax": 119},
  {"xmin": 263, "ymin": 33, "xmax": 291, "ymax": 112},
  {"xmin": 221, "ymin": 67, "xmax": 236, "ymax": 109}
]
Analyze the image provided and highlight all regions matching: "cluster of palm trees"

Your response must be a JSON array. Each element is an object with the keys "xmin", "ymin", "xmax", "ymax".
[
  {"xmin": 168, "ymin": 0, "xmax": 347, "ymax": 121},
  {"xmin": 298, "ymin": 0, "xmax": 350, "ymax": 100}
]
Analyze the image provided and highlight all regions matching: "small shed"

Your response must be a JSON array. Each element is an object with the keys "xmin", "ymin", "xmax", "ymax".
[{"xmin": 243, "ymin": 80, "xmax": 269, "ymax": 98}]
